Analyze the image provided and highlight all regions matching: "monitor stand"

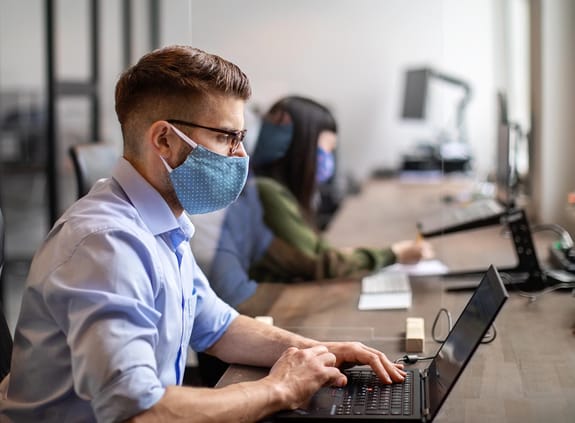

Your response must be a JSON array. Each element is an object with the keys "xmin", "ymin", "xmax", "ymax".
[{"xmin": 443, "ymin": 209, "xmax": 546, "ymax": 292}]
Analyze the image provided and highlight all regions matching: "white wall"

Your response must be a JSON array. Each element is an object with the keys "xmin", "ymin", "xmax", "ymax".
[
  {"xmin": 0, "ymin": 0, "xmax": 501, "ymax": 182},
  {"xmin": 162, "ymin": 0, "xmax": 500, "ymax": 182},
  {"xmin": 0, "ymin": 0, "xmax": 506, "ymax": 183},
  {"xmin": 531, "ymin": 0, "xmax": 575, "ymax": 234}
]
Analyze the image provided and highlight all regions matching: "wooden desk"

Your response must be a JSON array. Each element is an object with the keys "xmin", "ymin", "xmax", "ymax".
[{"xmin": 217, "ymin": 178, "xmax": 575, "ymax": 422}]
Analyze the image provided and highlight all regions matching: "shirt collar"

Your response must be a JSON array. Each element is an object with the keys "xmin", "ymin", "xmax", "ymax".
[{"xmin": 112, "ymin": 157, "xmax": 195, "ymax": 241}]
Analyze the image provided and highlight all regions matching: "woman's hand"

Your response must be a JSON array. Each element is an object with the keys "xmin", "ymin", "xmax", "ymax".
[{"xmin": 391, "ymin": 239, "xmax": 434, "ymax": 264}]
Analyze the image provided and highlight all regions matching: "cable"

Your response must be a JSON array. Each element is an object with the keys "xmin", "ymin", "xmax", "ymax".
[
  {"xmin": 394, "ymin": 354, "xmax": 435, "ymax": 365},
  {"xmin": 530, "ymin": 223, "xmax": 574, "ymax": 249},
  {"xmin": 481, "ymin": 324, "xmax": 497, "ymax": 344},
  {"xmin": 500, "ymin": 271, "xmax": 575, "ymax": 302},
  {"xmin": 431, "ymin": 307, "xmax": 496, "ymax": 344},
  {"xmin": 395, "ymin": 306, "xmax": 500, "ymax": 365},
  {"xmin": 497, "ymin": 218, "xmax": 573, "ymax": 251},
  {"xmin": 431, "ymin": 308, "xmax": 452, "ymax": 343},
  {"xmin": 517, "ymin": 282, "xmax": 575, "ymax": 302}
]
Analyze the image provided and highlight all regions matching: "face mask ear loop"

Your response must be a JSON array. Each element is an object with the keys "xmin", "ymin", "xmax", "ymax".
[
  {"xmin": 160, "ymin": 123, "xmax": 200, "ymax": 173},
  {"xmin": 159, "ymin": 155, "xmax": 174, "ymax": 173},
  {"xmin": 169, "ymin": 124, "xmax": 198, "ymax": 149}
]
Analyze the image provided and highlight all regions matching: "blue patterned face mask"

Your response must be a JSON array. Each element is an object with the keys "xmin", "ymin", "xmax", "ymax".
[
  {"xmin": 162, "ymin": 125, "xmax": 249, "ymax": 214},
  {"xmin": 316, "ymin": 146, "xmax": 335, "ymax": 183}
]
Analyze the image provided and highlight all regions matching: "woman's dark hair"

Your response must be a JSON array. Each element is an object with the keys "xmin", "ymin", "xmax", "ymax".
[{"xmin": 254, "ymin": 96, "xmax": 337, "ymax": 220}]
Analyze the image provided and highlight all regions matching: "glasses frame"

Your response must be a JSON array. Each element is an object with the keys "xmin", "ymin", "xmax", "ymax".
[{"xmin": 166, "ymin": 119, "xmax": 246, "ymax": 154}]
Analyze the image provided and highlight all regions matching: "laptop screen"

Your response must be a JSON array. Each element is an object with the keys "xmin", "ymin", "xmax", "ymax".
[{"xmin": 426, "ymin": 266, "xmax": 508, "ymax": 419}]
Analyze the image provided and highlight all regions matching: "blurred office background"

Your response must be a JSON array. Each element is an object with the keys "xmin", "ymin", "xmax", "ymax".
[{"xmin": 1, "ymin": 0, "xmax": 574, "ymax": 327}]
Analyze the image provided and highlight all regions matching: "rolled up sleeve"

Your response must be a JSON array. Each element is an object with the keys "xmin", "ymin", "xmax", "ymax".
[{"xmin": 44, "ymin": 229, "xmax": 166, "ymax": 422}]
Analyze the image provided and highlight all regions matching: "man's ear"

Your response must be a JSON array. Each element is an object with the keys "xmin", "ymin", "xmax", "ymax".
[{"xmin": 149, "ymin": 120, "xmax": 184, "ymax": 168}]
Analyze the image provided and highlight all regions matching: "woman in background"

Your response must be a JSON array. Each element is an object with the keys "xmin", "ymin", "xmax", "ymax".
[
  {"xmin": 249, "ymin": 95, "xmax": 431, "ymax": 284},
  {"xmin": 191, "ymin": 96, "xmax": 431, "ymax": 312}
]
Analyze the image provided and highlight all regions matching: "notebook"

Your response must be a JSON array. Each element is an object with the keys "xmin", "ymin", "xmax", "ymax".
[
  {"xmin": 358, "ymin": 270, "xmax": 412, "ymax": 310},
  {"xmin": 274, "ymin": 265, "xmax": 508, "ymax": 422}
]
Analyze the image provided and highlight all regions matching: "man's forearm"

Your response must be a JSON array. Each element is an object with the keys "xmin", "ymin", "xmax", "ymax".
[
  {"xmin": 205, "ymin": 315, "xmax": 319, "ymax": 367},
  {"xmin": 126, "ymin": 378, "xmax": 286, "ymax": 423}
]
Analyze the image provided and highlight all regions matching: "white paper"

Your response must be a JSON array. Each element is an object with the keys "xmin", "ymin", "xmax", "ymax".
[
  {"xmin": 358, "ymin": 292, "xmax": 412, "ymax": 310},
  {"xmin": 383, "ymin": 259, "xmax": 449, "ymax": 276}
]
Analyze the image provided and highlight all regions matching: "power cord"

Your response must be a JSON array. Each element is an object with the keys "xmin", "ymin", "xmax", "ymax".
[
  {"xmin": 530, "ymin": 223, "xmax": 574, "ymax": 249},
  {"xmin": 498, "ymin": 219, "xmax": 574, "ymax": 250},
  {"xmin": 394, "ymin": 307, "xmax": 497, "ymax": 365},
  {"xmin": 431, "ymin": 307, "xmax": 452, "ymax": 343},
  {"xmin": 394, "ymin": 354, "xmax": 435, "ymax": 364},
  {"xmin": 500, "ymin": 271, "xmax": 575, "ymax": 302},
  {"xmin": 431, "ymin": 307, "xmax": 496, "ymax": 344}
]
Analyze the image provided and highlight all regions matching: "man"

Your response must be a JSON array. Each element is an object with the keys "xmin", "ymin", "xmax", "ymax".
[{"xmin": 0, "ymin": 45, "xmax": 405, "ymax": 422}]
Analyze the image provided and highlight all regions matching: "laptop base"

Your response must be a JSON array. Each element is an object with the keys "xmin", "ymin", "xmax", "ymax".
[{"xmin": 443, "ymin": 209, "xmax": 546, "ymax": 292}]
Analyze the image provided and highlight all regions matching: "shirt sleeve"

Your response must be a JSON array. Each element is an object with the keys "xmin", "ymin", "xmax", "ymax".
[
  {"xmin": 187, "ymin": 260, "xmax": 239, "ymax": 352},
  {"xmin": 254, "ymin": 177, "xmax": 396, "ymax": 282},
  {"xmin": 43, "ymin": 228, "xmax": 166, "ymax": 423}
]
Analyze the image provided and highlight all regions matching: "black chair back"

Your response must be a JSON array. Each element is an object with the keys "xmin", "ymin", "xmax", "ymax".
[
  {"xmin": 0, "ymin": 207, "xmax": 12, "ymax": 381},
  {"xmin": 0, "ymin": 206, "xmax": 4, "ymax": 278},
  {"xmin": 0, "ymin": 303, "xmax": 12, "ymax": 381},
  {"xmin": 69, "ymin": 143, "xmax": 119, "ymax": 198}
]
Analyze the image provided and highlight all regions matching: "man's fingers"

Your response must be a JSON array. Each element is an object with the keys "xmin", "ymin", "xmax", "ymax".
[{"xmin": 337, "ymin": 343, "xmax": 407, "ymax": 384}]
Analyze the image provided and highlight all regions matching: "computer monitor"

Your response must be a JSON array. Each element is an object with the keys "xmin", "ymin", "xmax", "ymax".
[
  {"xmin": 401, "ymin": 68, "xmax": 430, "ymax": 119},
  {"xmin": 495, "ymin": 92, "xmax": 514, "ymax": 208},
  {"xmin": 400, "ymin": 67, "xmax": 472, "ymax": 145}
]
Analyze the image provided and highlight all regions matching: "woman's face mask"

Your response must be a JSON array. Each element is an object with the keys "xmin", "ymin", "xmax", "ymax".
[
  {"xmin": 251, "ymin": 121, "xmax": 294, "ymax": 166},
  {"xmin": 161, "ymin": 124, "xmax": 249, "ymax": 214},
  {"xmin": 316, "ymin": 146, "xmax": 335, "ymax": 183}
]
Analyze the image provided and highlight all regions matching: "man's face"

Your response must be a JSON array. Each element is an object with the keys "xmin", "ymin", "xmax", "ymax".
[{"xmin": 172, "ymin": 94, "xmax": 247, "ymax": 158}]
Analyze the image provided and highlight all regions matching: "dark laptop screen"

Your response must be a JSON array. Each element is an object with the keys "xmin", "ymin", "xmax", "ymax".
[{"xmin": 426, "ymin": 266, "xmax": 508, "ymax": 419}]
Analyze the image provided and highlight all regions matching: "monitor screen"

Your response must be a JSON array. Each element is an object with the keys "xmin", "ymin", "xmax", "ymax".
[
  {"xmin": 496, "ymin": 125, "xmax": 511, "ymax": 205},
  {"xmin": 401, "ymin": 68, "xmax": 430, "ymax": 119},
  {"xmin": 495, "ymin": 92, "xmax": 515, "ymax": 208}
]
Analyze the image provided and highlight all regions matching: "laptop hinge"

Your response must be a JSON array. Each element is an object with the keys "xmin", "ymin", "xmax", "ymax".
[{"xmin": 421, "ymin": 369, "xmax": 431, "ymax": 420}]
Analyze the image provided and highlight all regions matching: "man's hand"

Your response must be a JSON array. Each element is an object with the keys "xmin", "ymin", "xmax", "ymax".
[
  {"xmin": 264, "ymin": 345, "xmax": 346, "ymax": 410},
  {"xmin": 323, "ymin": 341, "xmax": 406, "ymax": 385},
  {"xmin": 262, "ymin": 342, "xmax": 406, "ymax": 412}
]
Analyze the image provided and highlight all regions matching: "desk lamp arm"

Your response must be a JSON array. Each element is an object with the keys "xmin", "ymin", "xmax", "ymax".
[{"xmin": 428, "ymin": 69, "xmax": 473, "ymax": 144}]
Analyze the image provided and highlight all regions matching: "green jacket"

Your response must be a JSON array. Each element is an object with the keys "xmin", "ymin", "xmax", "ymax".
[{"xmin": 249, "ymin": 177, "xmax": 396, "ymax": 282}]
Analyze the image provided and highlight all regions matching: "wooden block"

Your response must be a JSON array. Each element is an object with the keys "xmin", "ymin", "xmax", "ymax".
[{"xmin": 406, "ymin": 317, "xmax": 425, "ymax": 353}]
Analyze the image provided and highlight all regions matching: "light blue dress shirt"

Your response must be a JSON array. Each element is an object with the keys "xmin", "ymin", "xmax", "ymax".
[{"xmin": 0, "ymin": 158, "xmax": 238, "ymax": 423}]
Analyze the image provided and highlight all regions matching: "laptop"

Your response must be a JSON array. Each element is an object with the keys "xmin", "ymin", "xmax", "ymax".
[
  {"xmin": 417, "ymin": 93, "xmax": 515, "ymax": 237},
  {"xmin": 274, "ymin": 265, "xmax": 508, "ymax": 421}
]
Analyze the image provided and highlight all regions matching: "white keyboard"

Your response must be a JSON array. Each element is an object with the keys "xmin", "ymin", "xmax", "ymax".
[{"xmin": 361, "ymin": 271, "xmax": 411, "ymax": 294}]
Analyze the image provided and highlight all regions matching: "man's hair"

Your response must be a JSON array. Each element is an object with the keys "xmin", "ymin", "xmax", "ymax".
[{"xmin": 115, "ymin": 45, "xmax": 251, "ymax": 155}]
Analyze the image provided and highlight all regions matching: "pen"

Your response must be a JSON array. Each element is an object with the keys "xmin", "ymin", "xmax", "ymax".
[{"xmin": 416, "ymin": 223, "xmax": 424, "ymax": 244}]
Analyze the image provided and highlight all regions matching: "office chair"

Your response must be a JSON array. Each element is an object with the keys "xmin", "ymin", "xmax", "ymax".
[
  {"xmin": 0, "ymin": 206, "xmax": 13, "ymax": 382},
  {"xmin": 0, "ymin": 303, "xmax": 12, "ymax": 382},
  {"xmin": 68, "ymin": 143, "xmax": 119, "ymax": 198},
  {"xmin": 0, "ymin": 206, "xmax": 4, "ymax": 280}
]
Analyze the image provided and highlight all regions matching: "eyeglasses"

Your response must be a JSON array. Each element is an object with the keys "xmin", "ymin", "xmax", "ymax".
[{"xmin": 166, "ymin": 119, "xmax": 246, "ymax": 154}]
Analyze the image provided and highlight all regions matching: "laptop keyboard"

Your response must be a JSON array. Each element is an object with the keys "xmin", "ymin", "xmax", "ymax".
[
  {"xmin": 336, "ymin": 369, "xmax": 414, "ymax": 416},
  {"xmin": 450, "ymin": 199, "xmax": 504, "ymax": 223},
  {"xmin": 419, "ymin": 198, "xmax": 507, "ymax": 237}
]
